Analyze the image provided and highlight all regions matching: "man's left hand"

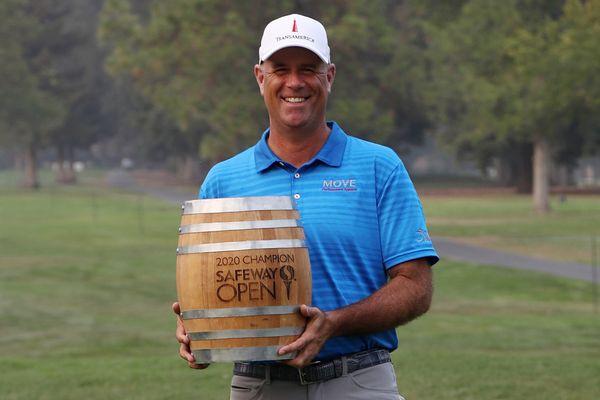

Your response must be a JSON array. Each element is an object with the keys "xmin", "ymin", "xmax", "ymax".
[{"xmin": 277, "ymin": 304, "xmax": 336, "ymax": 369}]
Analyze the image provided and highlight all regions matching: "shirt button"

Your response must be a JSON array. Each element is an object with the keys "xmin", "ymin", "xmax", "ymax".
[
  {"xmin": 293, "ymin": 193, "xmax": 301, "ymax": 200},
  {"xmin": 294, "ymin": 173, "xmax": 300, "ymax": 179}
]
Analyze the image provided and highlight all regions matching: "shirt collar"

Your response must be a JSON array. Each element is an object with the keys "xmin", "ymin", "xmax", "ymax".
[{"xmin": 254, "ymin": 121, "xmax": 347, "ymax": 172}]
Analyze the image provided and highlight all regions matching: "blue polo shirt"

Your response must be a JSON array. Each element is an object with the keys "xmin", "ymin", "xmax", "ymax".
[{"xmin": 199, "ymin": 121, "xmax": 438, "ymax": 360}]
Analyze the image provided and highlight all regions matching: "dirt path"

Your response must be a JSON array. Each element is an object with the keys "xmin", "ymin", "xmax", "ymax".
[
  {"xmin": 433, "ymin": 237, "xmax": 596, "ymax": 282},
  {"xmin": 106, "ymin": 170, "xmax": 598, "ymax": 282}
]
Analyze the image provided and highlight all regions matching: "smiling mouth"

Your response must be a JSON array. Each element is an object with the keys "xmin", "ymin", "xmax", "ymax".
[{"xmin": 283, "ymin": 97, "xmax": 308, "ymax": 103}]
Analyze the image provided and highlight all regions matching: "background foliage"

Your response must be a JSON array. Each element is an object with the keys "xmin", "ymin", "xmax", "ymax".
[{"xmin": 1, "ymin": 0, "xmax": 598, "ymax": 201}]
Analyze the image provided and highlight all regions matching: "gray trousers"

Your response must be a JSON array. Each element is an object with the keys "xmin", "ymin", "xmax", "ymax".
[{"xmin": 229, "ymin": 362, "xmax": 405, "ymax": 400}]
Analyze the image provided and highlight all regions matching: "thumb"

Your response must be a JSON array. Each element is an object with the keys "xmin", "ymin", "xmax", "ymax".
[
  {"xmin": 300, "ymin": 304, "xmax": 319, "ymax": 318},
  {"xmin": 172, "ymin": 302, "xmax": 181, "ymax": 315}
]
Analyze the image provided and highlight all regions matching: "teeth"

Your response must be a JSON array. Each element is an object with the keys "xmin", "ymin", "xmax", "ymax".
[{"xmin": 284, "ymin": 97, "xmax": 306, "ymax": 103}]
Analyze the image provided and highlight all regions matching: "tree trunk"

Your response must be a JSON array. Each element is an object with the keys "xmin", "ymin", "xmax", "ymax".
[
  {"xmin": 55, "ymin": 144, "xmax": 77, "ymax": 184},
  {"xmin": 23, "ymin": 143, "xmax": 40, "ymax": 189},
  {"xmin": 65, "ymin": 145, "xmax": 77, "ymax": 184},
  {"xmin": 55, "ymin": 144, "xmax": 67, "ymax": 183},
  {"xmin": 177, "ymin": 155, "xmax": 198, "ymax": 183},
  {"xmin": 533, "ymin": 136, "xmax": 551, "ymax": 213}
]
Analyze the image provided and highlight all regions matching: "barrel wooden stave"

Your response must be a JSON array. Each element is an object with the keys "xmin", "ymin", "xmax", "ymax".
[
  {"xmin": 177, "ymin": 227, "xmax": 305, "ymax": 247},
  {"xmin": 180, "ymin": 210, "xmax": 299, "ymax": 225},
  {"xmin": 190, "ymin": 335, "xmax": 300, "ymax": 350},
  {"xmin": 183, "ymin": 313, "xmax": 305, "ymax": 331},
  {"xmin": 176, "ymin": 197, "xmax": 311, "ymax": 363}
]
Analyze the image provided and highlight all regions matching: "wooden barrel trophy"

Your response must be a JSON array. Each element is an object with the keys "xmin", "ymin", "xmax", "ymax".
[{"xmin": 176, "ymin": 196, "xmax": 312, "ymax": 363}]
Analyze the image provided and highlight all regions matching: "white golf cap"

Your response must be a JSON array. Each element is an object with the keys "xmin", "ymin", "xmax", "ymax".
[{"xmin": 259, "ymin": 14, "xmax": 330, "ymax": 64}]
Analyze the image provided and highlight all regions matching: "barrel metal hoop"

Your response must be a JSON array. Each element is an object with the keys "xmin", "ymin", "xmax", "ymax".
[
  {"xmin": 188, "ymin": 326, "xmax": 303, "ymax": 341},
  {"xmin": 177, "ymin": 239, "xmax": 306, "ymax": 255},
  {"xmin": 181, "ymin": 305, "xmax": 300, "ymax": 320},
  {"xmin": 179, "ymin": 219, "xmax": 299, "ymax": 234},
  {"xmin": 192, "ymin": 346, "xmax": 296, "ymax": 362},
  {"xmin": 183, "ymin": 196, "xmax": 294, "ymax": 215}
]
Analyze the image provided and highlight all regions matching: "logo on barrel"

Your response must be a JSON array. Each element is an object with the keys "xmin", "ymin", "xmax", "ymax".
[
  {"xmin": 213, "ymin": 253, "xmax": 297, "ymax": 303},
  {"xmin": 279, "ymin": 265, "xmax": 295, "ymax": 300}
]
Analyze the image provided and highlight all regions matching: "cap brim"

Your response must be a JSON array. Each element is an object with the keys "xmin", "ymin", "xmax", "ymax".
[{"xmin": 260, "ymin": 40, "xmax": 329, "ymax": 64}]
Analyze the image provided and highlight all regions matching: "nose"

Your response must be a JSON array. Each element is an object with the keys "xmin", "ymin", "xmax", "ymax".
[{"xmin": 285, "ymin": 70, "xmax": 305, "ymax": 90}]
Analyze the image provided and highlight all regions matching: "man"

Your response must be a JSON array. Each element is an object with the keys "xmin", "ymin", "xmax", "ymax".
[{"xmin": 173, "ymin": 13, "xmax": 438, "ymax": 399}]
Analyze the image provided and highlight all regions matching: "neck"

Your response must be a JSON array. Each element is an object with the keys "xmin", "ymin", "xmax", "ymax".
[{"xmin": 267, "ymin": 121, "xmax": 331, "ymax": 168}]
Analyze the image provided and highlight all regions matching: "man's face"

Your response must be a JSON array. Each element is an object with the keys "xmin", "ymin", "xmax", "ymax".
[{"xmin": 254, "ymin": 47, "xmax": 335, "ymax": 131}]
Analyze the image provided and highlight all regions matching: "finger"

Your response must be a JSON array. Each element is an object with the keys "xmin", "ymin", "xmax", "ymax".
[
  {"xmin": 278, "ymin": 306, "xmax": 326, "ymax": 355},
  {"xmin": 175, "ymin": 321, "xmax": 190, "ymax": 344},
  {"xmin": 173, "ymin": 302, "xmax": 190, "ymax": 345},
  {"xmin": 172, "ymin": 302, "xmax": 181, "ymax": 315},
  {"xmin": 180, "ymin": 346, "xmax": 209, "ymax": 370},
  {"xmin": 284, "ymin": 344, "xmax": 319, "ymax": 369},
  {"xmin": 179, "ymin": 343, "xmax": 209, "ymax": 369},
  {"xmin": 179, "ymin": 347, "xmax": 194, "ymax": 367},
  {"xmin": 175, "ymin": 316, "xmax": 190, "ymax": 344},
  {"xmin": 284, "ymin": 358, "xmax": 307, "ymax": 369},
  {"xmin": 179, "ymin": 341, "xmax": 194, "ymax": 360},
  {"xmin": 297, "ymin": 341, "xmax": 322, "ymax": 367},
  {"xmin": 300, "ymin": 305, "xmax": 327, "ymax": 327},
  {"xmin": 300, "ymin": 304, "xmax": 319, "ymax": 318},
  {"xmin": 282, "ymin": 355, "xmax": 308, "ymax": 369},
  {"xmin": 175, "ymin": 301, "xmax": 205, "ymax": 369},
  {"xmin": 278, "ymin": 334, "xmax": 309, "ymax": 355}
]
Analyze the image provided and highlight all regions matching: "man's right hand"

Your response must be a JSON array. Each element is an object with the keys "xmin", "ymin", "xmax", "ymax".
[{"xmin": 172, "ymin": 302, "xmax": 209, "ymax": 369}]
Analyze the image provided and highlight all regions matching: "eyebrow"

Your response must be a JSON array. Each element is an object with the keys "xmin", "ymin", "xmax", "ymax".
[{"xmin": 269, "ymin": 62, "xmax": 321, "ymax": 68}]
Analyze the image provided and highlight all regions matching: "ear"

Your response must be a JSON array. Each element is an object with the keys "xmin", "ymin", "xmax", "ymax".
[
  {"xmin": 326, "ymin": 63, "xmax": 336, "ymax": 93},
  {"xmin": 254, "ymin": 64, "xmax": 265, "ymax": 96}
]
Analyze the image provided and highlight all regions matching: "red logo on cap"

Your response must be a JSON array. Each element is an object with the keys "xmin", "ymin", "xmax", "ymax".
[{"xmin": 292, "ymin": 19, "xmax": 298, "ymax": 32}]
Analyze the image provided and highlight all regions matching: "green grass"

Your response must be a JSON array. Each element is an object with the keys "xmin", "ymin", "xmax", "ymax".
[
  {"xmin": 0, "ymin": 183, "xmax": 599, "ymax": 399},
  {"xmin": 396, "ymin": 263, "xmax": 600, "ymax": 399},
  {"xmin": 0, "ymin": 167, "xmax": 108, "ymax": 189},
  {"xmin": 421, "ymin": 194, "xmax": 600, "ymax": 264}
]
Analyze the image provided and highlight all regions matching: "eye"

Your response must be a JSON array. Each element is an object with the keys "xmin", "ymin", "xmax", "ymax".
[{"xmin": 272, "ymin": 67, "xmax": 288, "ymax": 76}]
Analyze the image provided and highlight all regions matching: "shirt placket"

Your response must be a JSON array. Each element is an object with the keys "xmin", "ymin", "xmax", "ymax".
[{"xmin": 291, "ymin": 168, "xmax": 303, "ymax": 206}]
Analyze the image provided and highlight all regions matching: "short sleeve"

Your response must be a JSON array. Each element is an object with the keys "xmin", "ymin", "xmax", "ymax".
[
  {"xmin": 377, "ymin": 160, "xmax": 439, "ymax": 268},
  {"xmin": 198, "ymin": 167, "xmax": 220, "ymax": 199}
]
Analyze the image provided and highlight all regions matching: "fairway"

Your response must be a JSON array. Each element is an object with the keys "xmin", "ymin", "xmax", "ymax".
[
  {"xmin": 422, "ymin": 194, "xmax": 600, "ymax": 265},
  {"xmin": 0, "ymin": 182, "xmax": 599, "ymax": 399}
]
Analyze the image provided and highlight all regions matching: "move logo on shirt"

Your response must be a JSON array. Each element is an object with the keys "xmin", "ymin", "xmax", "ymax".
[{"xmin": 322, "ymin": 179, "xmax": 357, "ymax": 192}]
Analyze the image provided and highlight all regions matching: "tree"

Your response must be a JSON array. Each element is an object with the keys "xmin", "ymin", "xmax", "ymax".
[
  {"xmin": 99, "ymin": 0, "xmax": 435, "ymax": 170},
  {"xmin": 0, "ymin": 0, "xmax": 66, "ymax": 188},
  {"xmin": 0, "ymin": 0, "xmax": 113, "ymax": 187},
  {"xmin": 324, "ymin": 1, "xmax": 432, "ymax": 150},
  {"xmin": 99, "ymin": 0, "xmax": 269, "ymax": 170},
  {"xmin": 423, "ymin": 0, "xmax": 599, "ymax": 212},
  {"xmin": 25, "ymin": 0, "xmax": 114, "ymax": 184}
]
